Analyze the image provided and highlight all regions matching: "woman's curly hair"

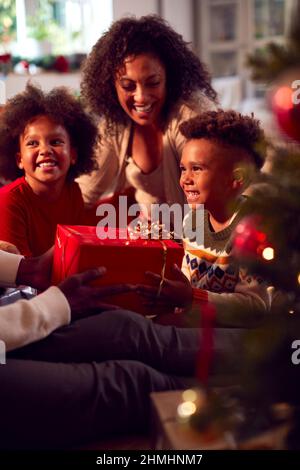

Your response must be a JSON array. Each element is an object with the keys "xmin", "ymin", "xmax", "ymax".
[
  {"xmin": 179, "ymin": 110, "xmax": 266, "ymax": 169},
  {"xmin": 81, "ymin": 15, "xmax": 217, "ymax": 129},
  {"xmin": 0, "ymin": 83, "xmax": 98, "ymax": 181}
]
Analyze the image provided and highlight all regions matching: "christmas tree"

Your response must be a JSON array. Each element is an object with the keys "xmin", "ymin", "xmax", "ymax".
[
  {"xmin": 184, "ymin": 3, "xmax": 300, "ymax": 449},
  {"xmin": 225, "ymin": 2, "xmax": 300, "ymax": 447}
]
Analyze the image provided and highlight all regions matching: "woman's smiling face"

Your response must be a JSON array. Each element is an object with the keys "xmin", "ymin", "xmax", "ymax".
[{"xmin": 114, "ymin": 53, "xmax": 167, "ymax": 126}]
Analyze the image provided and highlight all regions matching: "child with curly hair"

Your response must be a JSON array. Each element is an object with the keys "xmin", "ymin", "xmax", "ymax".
[
  {"xmin": 78, "ymin": 14, "xmax": 217, "ymax": 214},
  {"xmin": 137, "ymin": 110, "xmax": 271, "ymax": 327},
  {"xmin": 0, "ymin": 84, "xmax": 98, "ymax": 256}
]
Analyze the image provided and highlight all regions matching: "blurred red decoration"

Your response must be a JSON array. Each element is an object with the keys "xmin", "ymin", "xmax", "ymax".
[
  {"xmin": 0, "ymin": 53, "xmax": 12, "ymax": 76},
  {"xmin": 20, "ymin": 60, "xmax": 29, "ymax": 71},
  {"xmin": 197, "ymin": 302, "xmax": 216, "ymax": 385},
  {"xmin": 0, "ymin": 53, "xmax": 11, "ymax": 64},
  {"xmin": 233, "ymin": 215, "xmax": 271, "ymax": 259},
  {"xmin": 53, "ymin": 55, "xmax": 69, "ymax": 73},
  {"xmin": 271, "ymin": 72, "xmax": 300, "ymax": 143}
]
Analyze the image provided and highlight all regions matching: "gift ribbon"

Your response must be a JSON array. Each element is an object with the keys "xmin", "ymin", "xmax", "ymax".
[
  {"xmin": 156, "ymin": 240, "xmax": 168, "ymax": 298},
  {"xmin": 65, "ymin": 227, "xmax": 82, "ymax": 236},
  {"xmin": 129, "ymin": 221, "xmax": 174, "ymax": 240}
]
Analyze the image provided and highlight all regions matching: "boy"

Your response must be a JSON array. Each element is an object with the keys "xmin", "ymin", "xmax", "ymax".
[{"xmin": 137, "ymin": 110, "xmax": 271, "ymax": 327}]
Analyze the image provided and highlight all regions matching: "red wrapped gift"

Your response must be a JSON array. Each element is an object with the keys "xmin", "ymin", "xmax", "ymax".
[{"xmin": 52, "ymin": 225, "xmax": 184, "ymax": 315}]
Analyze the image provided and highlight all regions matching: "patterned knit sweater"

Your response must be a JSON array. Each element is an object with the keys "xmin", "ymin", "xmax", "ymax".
[{"xmin": 181, "ymin": 208, "xmax": 271, "ymax": 327}]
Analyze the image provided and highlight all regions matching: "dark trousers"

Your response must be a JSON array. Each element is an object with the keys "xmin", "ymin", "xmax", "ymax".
[{"xmin": 1, "ymin": 310, "xmax": 242, "ymax": 449}]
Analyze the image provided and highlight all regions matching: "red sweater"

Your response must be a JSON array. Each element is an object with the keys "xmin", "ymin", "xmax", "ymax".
[{"xmin": 0, "ymin": 177, "xmax": 85, "ymax": 257}]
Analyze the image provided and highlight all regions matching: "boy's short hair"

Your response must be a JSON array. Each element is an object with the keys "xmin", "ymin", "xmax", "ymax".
[
  {"xmin": 179, "ymin": 109, "xmax": 266, "ymax": 169},
  {"xmin": 0, "ymin": 83, "xmax": 98, "ymax": 181}
]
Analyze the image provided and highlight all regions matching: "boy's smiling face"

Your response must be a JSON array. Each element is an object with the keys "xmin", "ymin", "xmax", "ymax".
[
  {"xmin": 180, "ymin": 138, "xmax": 240, "ymax": 213},
  {"xmin": 17, "ymin": 115, "xmax": 77, "ymax": 196}
]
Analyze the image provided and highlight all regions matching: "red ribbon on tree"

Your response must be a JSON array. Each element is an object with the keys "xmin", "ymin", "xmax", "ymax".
[{"xmin": 197, "ymin": 301, "xmax": 216, "ymax": 384}]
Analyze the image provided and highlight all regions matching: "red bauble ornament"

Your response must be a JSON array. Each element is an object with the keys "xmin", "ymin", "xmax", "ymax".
[
  {"xmin": 20, "ymin": 60, "xmax": 29, "ymax": 70},
  {"xmin": 271, "ymin": 71, "xmax": 300, "ymax": 143},
  {"xmin": 233, "ymin": 215, "xmax": 271, "ymax": 259}
]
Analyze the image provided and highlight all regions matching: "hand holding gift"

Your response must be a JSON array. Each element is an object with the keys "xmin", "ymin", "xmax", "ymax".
[
  {"xmin": 136, "ymin": 263, "xmax": 193, "ymax": 310},
  {"xmin": 15, "ymin": 245, "xmax": 135, "ymax": 320},
  {"xmin": 58, "ymin": 266, "xmax": 135, "ymax": 320}
]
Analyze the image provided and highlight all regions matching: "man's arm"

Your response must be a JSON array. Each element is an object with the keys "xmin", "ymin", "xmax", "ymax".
[
  {"xmin": 0, "ymin": 251, "xmax": 134, "ymax": 351},
  {"xmin": 0, "ymin": 250, "xmax": 24, "ymax": 287},
  {"xmin": 0, "ymin": 286, "xmax": 71, "ymax": 351},
  {"xmin": 0, "ymin": 247, "xmax": 54, "ymax": 291}
]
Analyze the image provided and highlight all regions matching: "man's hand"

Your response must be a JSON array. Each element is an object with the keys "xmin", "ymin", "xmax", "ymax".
[
  {"xmin": 16, "ymin": 247, "xmax": 54, "ymax": 291},
  {"xmin": 136, "ymin": 264, "xmax": 193, "ymax": 309},
  {"xmin": 58, "ymin": 267, "xmax": 135, "ymax": 320}
]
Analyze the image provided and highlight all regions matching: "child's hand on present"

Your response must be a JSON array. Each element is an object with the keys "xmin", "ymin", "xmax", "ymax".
[
  {"xmin": 59, "ymin": 267, "xmax": 135, "ymax": 320},
  {"xmin": 136, "ymin": 264, "xmax": 193, "ymax": 309}
]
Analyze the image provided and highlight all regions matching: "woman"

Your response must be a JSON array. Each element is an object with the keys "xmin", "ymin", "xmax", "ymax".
[{"xmin": 78, "ymin": 15, "xmax": 217, "ymax": 214}]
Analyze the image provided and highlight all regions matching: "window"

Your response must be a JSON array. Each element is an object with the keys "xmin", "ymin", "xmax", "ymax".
[
  {"xmin": 51, "ymin": 0, "xmax": 113, "ymax": 54},
  {"xmin": 0, "ymin": 0, "xmax": 16, "ymax": 54},
  {"xmin": 199, "ymin": 0, "xmax": 289, "ymax": 99},
  {"xmin": 210, "ymin": 3, "xmax": 237, "ymax": 42},
  {"xmin": 210, "ymin": 51, "xmax": 238, "ymax": 77},
  {"xmin": 254, "ymin": 0, "xmax": 285, "ymax": 38},
  {"xmin": 11, "ymin": 0, "xmax": 113, "ymax": 58}
]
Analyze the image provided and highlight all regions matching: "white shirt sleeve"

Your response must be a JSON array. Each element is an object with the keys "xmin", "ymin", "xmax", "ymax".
[
  {"xmin": 0, "ymin": 286, "xmax": 71, "ymax": 351},
  {"xmin": 0, "ymin": 250, "xmax": 23, "ymax": 287},
  {"xmin": 0, "ymin": 250, "xmax": 71, "ymax": 351}
]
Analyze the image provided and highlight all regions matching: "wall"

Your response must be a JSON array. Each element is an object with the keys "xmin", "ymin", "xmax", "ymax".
[
  {"xmin": 113, "ymin": 0, "xmax": 159, "ymax": 18},
  {"xmin": 0, "ymin": 73, "xmax": 81, "ymax": 102},
  {"xmin": 113, "ymin": 0, "xmax": 195, "ymax": 43}
]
